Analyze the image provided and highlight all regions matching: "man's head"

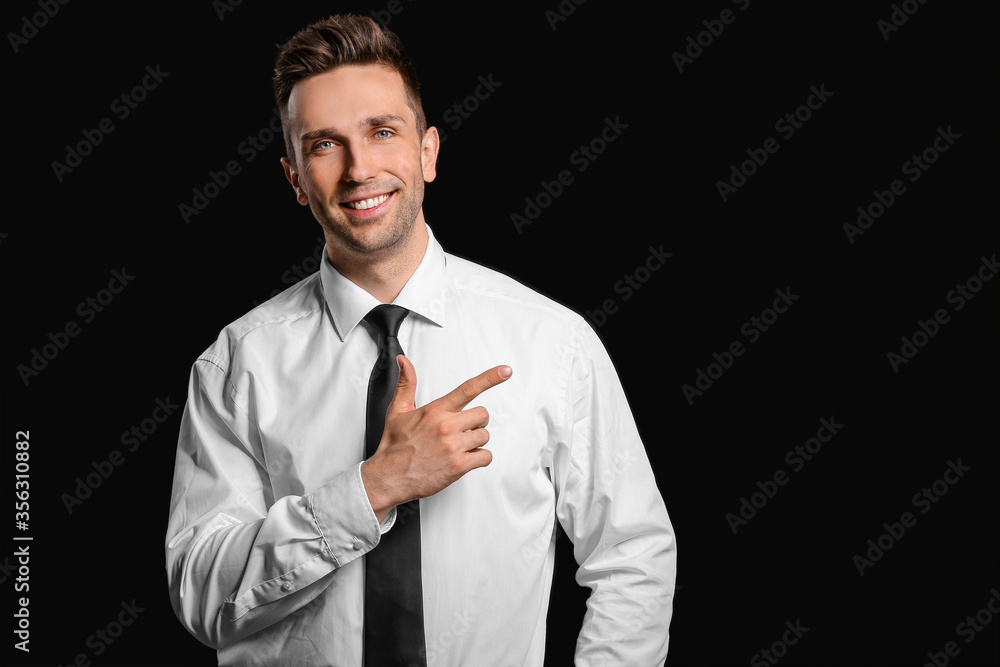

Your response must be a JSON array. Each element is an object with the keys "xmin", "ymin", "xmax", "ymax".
[
  {"xmin": 273, "ymin": 15, "xmax": 438, "ymax": 268},
  {"xmin": 274, "ymin": 15, "xmax": 426, "ymax": 160}
]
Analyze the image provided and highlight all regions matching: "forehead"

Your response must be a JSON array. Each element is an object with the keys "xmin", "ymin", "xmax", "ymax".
[{"xmin": 286, "ymin": 64, "xmax": 414, "ymax": 132}]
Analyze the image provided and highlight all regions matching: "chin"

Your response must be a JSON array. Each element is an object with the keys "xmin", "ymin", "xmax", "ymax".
[{"xmin": 324, "ymin": 218, "xmax": 412, "ymax": 256}]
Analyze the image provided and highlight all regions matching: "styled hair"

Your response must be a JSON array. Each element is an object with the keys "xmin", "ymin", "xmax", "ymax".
[{"xmin": 273, "ymin": 14, "xmax": 426, "ymax": 161}]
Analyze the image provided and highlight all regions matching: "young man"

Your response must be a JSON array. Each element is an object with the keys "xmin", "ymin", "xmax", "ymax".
[{"xmin": 166, "ymin": 14, "xmax": 675, "ymax": 666}]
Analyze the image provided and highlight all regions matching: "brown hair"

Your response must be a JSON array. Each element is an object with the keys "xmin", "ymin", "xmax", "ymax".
[{"xmin": 273, "ymin": 14, "xmax": 426, "ymax": 161}]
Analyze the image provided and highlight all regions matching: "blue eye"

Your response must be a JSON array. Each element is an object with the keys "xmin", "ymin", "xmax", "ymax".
[
  {"xmin": 316, "ymin": 140, "xmax": 335, "ymax": 150},
  {"xmin": 375, "ymin": 130, "xmax": 393, "ymax": 139}
]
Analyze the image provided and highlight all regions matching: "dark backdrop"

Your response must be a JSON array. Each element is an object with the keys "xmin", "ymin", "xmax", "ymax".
[{"xmin": 2, "ymin": 2, "xmax": 997, "ymax": 666}]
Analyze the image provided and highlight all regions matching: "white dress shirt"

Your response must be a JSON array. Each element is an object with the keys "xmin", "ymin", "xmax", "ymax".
[{"xmin": 165, "ymin": 224, "xmax": 676, "ymax": 666}]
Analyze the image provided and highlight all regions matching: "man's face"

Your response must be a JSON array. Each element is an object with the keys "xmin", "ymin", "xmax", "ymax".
[{"xmin": 282, "ymin": 65, "xmax": 437, "ymax": 260}]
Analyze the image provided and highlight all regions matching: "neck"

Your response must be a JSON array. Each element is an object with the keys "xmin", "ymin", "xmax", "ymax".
[{"xmin": 326, "ymin": 219, "xmax": 428, "ymax": 304}]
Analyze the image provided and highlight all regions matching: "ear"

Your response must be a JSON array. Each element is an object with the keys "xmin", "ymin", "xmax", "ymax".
[
  {"xmin": 420, "ymin": 126, "xmax": 440, "ymax": 183},
  {"xmin": 281, "ymin": 157, "xmax": 310, "ymax": 205}
]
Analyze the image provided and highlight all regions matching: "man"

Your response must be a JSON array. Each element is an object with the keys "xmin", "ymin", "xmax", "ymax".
[{"xmin": 165, "ymin": 14, "xmax": 675, "ymax": 666}]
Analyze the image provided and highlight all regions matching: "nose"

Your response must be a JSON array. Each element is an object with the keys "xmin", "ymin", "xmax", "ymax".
[{"xmin": 342, "ymin": 141, "xmax": 377, "ymax": 183}]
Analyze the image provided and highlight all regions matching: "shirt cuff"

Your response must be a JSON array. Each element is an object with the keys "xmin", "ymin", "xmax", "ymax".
[{"xmin": 308, "ymin": 462, "xmax": 394, "ymax": 566}]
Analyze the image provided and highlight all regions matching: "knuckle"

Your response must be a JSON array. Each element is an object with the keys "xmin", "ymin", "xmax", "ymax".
[
  {"xmin": 445, "ymin": 458, "xmax": 466, "ymax": 477},
  {"xmin": 460, "ymin": 381, "xmax": 480, "ymax": 401}
]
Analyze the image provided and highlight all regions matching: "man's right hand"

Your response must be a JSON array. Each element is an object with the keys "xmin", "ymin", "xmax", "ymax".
[{"xmin": 360, "ymin": 354, "xmax": 512, "ymax": 522}]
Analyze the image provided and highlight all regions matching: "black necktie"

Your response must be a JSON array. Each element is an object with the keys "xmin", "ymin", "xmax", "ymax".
[{"xmin": 362, "ymin": 304, "xmax": 426, "ymax": 667}]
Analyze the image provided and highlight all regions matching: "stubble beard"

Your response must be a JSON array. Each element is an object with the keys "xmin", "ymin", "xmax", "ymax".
[{"xmin": 314, "ymin": 176, "xmax": 425, "ymax": 260}]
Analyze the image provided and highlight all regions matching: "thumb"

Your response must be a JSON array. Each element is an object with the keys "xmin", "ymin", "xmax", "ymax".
[{"xmin": 386, "ymin": 354, "xmax": 417, "ymax": 418}]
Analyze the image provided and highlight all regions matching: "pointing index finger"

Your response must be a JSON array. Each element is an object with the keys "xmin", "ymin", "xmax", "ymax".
[{"xmin": 440, "ymin": 365, "xmax": 512, "ymax": 411}]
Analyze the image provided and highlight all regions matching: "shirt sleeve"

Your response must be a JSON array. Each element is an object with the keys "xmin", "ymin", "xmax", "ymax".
[
  {"xmin": 551, "ymin": 320, "xmax": 678, "ymax": 666},
  {"xmin": 164, "ymin": 354, "xmax": 390, "ymax": 649}
]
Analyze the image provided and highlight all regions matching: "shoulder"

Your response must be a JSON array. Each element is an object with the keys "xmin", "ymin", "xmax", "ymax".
[
  {"xmin": 196, "ymin": 272, "xmax": 326, "ymax": 372},
  {"xmin": 444, "ymin": 251, "xmax": 585, "ymax": 330}
]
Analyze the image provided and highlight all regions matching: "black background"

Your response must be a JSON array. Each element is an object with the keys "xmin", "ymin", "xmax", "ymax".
[{"xmin": 2, "ymin": 1, "xmax": 998, "ymax": 665}]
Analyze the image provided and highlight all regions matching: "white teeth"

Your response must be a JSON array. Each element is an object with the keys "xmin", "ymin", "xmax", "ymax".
[{"xmin": 347, "ymin": 193, "xmax": 390, "ymax": 210}]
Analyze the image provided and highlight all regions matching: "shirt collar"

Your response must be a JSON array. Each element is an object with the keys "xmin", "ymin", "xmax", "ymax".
[{"xmin": 320, "ymin": 223, "xmax": 448, "ymax": 341}]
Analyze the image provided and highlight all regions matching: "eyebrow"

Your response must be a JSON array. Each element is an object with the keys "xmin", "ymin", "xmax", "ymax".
[{"xmin": 299, "ymin": 115, "xmax": 408, "ymax": 144}]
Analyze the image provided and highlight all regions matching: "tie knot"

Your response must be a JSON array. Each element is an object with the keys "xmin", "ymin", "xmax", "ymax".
[{"xmin": 364, "ymin": 304, "xmax": 408, "ymax": 338}]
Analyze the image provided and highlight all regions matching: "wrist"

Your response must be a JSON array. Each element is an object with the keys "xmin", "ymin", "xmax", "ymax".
[{"xmin": 361, "ymin": 457, "xmax": 396, "ymax": 523}]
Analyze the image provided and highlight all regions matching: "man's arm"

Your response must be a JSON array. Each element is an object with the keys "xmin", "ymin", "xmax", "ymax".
[
  {"xmin": 165, "ymin": 352, "xmax": 512, "ymax": 649},
  {"xmin": 164, "ymin": 356, "xmax": 382, "ymax": 649},
  {"xmin": 551, "ymin": 321, "xmax": 677, "ymax": 665}
]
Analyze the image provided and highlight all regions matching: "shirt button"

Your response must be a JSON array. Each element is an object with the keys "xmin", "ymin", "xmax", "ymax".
[
  {"xmin": 281, "ymin": 581, "xmax": 293, "ymax": 592},
  {"xmin": 352, "ymin": 537, "xmax": 364, "ymax": 551}
]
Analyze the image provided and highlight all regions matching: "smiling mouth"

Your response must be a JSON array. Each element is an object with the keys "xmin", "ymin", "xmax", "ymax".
[{"xmin": 341, "ymin": 192, "xmax": 393, "ymax": 210}]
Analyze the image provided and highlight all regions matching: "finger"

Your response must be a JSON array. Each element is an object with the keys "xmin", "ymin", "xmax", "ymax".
[
  {"xmin": 464, "ymin": 426, "xmax": 491, "ymax": 450},
  {"xmin": 439, "ymin": 365, "xmax": 512, "ymax": 412},
  {"xmin": 455, "ymin": 406, "xmax": 489, "ymax": 432},
  {"xmin": 464, "ymin": 446, "xmax": 493, "ymax": 471},
  {"xmin": 385, "ymin": 354, "xmax": 417, "ymax": 419}
]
